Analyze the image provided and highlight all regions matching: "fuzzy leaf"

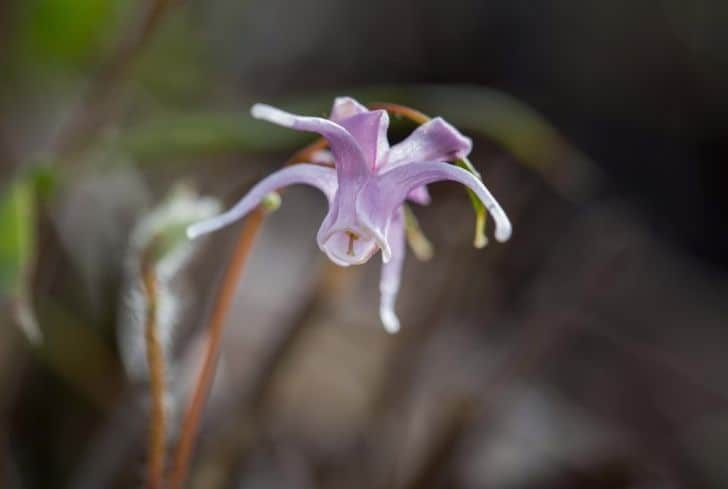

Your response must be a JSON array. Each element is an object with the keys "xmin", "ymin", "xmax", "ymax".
[{"xmin": 117, "ymin": 184, "xmax": 221, "ymax": 382}]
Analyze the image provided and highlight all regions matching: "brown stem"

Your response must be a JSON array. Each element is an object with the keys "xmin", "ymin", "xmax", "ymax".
[
  {"xmin": 167, "ymin": 138, "xmax": 329, "ymax": 488},
  {"xmin": 167, "ymin": 207, "xmax": 264, "ymax": 489},
  {"xmin": 53, "ymin": 0, "xmax": 178, "ymax": 157},
  {"xmin": 368, "ymin": 102, "xmax": 431, "ymax": 124},
  {"xmin": 141, "ymin": 255, "xmax": 167, "ymax": 489}
]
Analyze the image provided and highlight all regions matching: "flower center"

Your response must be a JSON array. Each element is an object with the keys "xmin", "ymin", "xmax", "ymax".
[
  {"xmin": 318, "ymin": 227, "xmax": 380, "ymax": 267},
  {"xmin": 346, "ymin": 230, "xmax": 359, "ymax": 256}
]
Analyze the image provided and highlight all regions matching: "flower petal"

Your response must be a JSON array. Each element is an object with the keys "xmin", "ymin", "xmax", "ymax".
[
  {"xmin": 337, "ymin": 110, "xmax": 390, "ymax": 169},
  {"xmin": 372, "ymin": 162, "xmax": 512, "ymax": 242},
  {"xmin": 329, "ymin": 96, "xmax": 368, "ymax": 122},
  {"xmin": 406, "ymin": 186, "xmax": 431, "ymax": 205},
  {"xmin": 384, "ymin": 117, "xmax": 472, "ymax": 170},
  {"xmin": 186, "ymin": 164, "xmax": 337, "ymax": 239},
  {"xmin": 315, "ymin": 187, "xmax": 390, "ymax": 266},
  {"xmin": 379, "ymin": 207, "xmax": 406, "ymax": 333},
  {"xmin": 251, "ymin": 103, "xmax": 370, "ymax": 180}
]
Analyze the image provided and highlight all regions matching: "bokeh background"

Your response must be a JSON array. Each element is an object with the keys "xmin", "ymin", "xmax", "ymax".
[{"xmin": 1, "ymin": 1, "xmax": 727, "ymax": 488}]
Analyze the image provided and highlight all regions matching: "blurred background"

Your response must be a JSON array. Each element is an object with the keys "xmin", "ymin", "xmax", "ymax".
[{"xmin": 1, "ymin": 1, "xmax": 727, "ymax": 488}]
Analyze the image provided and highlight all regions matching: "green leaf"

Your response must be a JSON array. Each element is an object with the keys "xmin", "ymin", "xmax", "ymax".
[
  {"xmin": 28, "ymin": 163, "xmax": 59, "ymax": 202},
  {"xmin": 0, "ymin": 180, "xmax": 34, "ymax": 294},
  {"xmin": 0, "ymin": 178, "xmax": 40, "ymax": 342}
]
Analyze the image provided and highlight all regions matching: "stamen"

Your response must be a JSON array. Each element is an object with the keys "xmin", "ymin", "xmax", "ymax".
[
  {"xmin": 403, "ymin": 205, "xmax": 434, "ymax": 261},
  {"xmin": 346, "ymin": 231, "xmax": 359, "ymax": 256}
]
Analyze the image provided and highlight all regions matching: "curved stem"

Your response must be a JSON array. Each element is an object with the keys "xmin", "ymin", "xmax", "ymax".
[
  {"xmin": 141, "ymin": 256, "xmax": 167, "ymax": 489},
  {"xmin": 168, "ymin": 208, "xmax": 264, "ymax": 489},
  {"xmin": 168, "ymin": 139, "xmax": 326, "ymax": 489},
  {"xmin": 368, "ymin": 102, "xmax": 431, "ymax": 125}
]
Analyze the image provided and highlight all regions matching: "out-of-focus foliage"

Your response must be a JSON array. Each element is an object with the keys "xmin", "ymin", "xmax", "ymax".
[
  {"xmin": 12, "ymin": 0, "xmax": 126, "ymax": 71},
  {"xmin": 52, "ymin": 165, "xmax": 150, "ymax": 310},
  {"xmin": 114, "ymin": 113, "xmax": 311, "ymax": 160},
  {"xmin": 0, "ymin": 180, "xmax": 34, "ymax": 295},
  {"xmin": 133, "ymin": 11, "xmax": 211, "ymax": 105},
  {"xmin": 0, "ymin": 177, "xmax": 39, "ymax": 341}
]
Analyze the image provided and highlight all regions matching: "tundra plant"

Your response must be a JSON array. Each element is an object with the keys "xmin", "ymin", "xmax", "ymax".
[{"xmin": 187, "ymin": 97, "xmax": 511, "ymax": 333}]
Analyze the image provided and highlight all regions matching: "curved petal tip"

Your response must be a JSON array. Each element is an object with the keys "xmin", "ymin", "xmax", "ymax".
[
  {"xmin": 186, "ymin": 223, "xmax": 203, "ymax": 240},
  {"xmin": 186, "ymin": 216, "xmax": 228, "ymax": 240},
  {"xmin": 380, "ymin": 306, "xmax": 400, "ymax": 334},
  {"xmin": 250, "ymin": 103, "xmax": 296, "ymax": 127},
  {"xmin": 494, "ymin": 218, "xmax": 512, "ymax": 243}
]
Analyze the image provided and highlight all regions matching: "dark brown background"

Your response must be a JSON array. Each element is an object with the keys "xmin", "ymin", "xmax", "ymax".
[{"xmin": 1, "ymin": 1, "xmax": 726, "ymax": 488}]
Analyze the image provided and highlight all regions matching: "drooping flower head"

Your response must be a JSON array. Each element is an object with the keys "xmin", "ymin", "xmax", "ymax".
[{"xmin": 187, "ymin": 97, "xmax": 511, "ymax": 333}]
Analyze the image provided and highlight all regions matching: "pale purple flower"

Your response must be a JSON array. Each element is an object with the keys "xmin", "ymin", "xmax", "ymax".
[{"xmin": 187, "ymin": 97, "xmax": 511, "ymax": 333}]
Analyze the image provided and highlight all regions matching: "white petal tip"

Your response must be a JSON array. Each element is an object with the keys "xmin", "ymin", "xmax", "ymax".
[
  {"xmin": 380, "ymin": 309, "xmax": 400, "ymax": 334},
  {"xmin": 186, "ymin": 220, "xmax": 221, "ymax": 240},
  {"xmin": 186, "ymin": 225, "xmax": 201, "ymax": 240},
  {"xmin": 249, "ymin": 103, "xmax": 268, "ymax": 117},
  {"xmin": 494, "ymin": 223, "xmax": 512, "ymax": 243},
  {"xmin": 250, "ymin": 103, "xmax": 295, "ymax": 127}
]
